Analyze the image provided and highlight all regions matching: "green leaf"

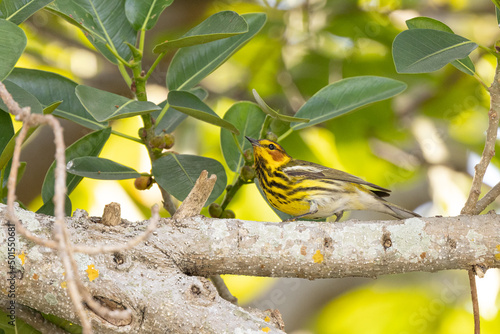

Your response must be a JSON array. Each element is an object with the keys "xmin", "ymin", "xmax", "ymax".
[
  {"xmin": 220, "ymin": 102, "xmax": 266, "ymax": 172},
  {"xmin": 0, "ymin": 80, "xmax": 43, "ymax": 114},
  {"xmin": 167, "ymin": 12, "xmax": 266, "ymax": 91},
  {"xmin": 168, "ymin": 90, "xmax": 239, "ymax": 134},
  {"xmin": 497, "ymin": 6, "xmax": 500, "ymax": 28},
  {"xmin": 67, "ymin": 156, "xmax": 140, "ymax": 180},
  {"xmin": 7, "ymin": 68, "xmax": 107, "ymax": 130},
  {"xmin": 0, "ymin": 110, "xmax": 14, "ymax": 203},
  {"xmin": 252, "ymin": 89, "xmax": 309, "ymax": 123},
  {"xmin": 153, "ymin": 87, "xmax": 208, "ymax": 135},
  {"xmin": 1, "ymin": 161, "xmax": 27, "ymax": 202},
  {"xmin": 41, "ymin": 313, "xmax": 83, "ymax": 334},
  {"xmin": 0, "ymin": 309, "xmax": 41, "ymax": 334},
  {"xmin": 392, "ymin": 29, "xmax": 477, "ymax": 73},
  {"xmin": 76, "ymin": 85, "xmax": 160, "ymax": 122},
  {"xmin": 43, "ymin": 101, "xmax": 63, "ymax": 114},
  {"xmin": 153, "ymin": 11, "xmax": 248, "ymax": 54},
  {"xmin": 45, "ymin": 0, "xmax": 106, "ymax": 43},
  {"xmin": 493, "ymin": 0, "xmax": 500, "ymax": 12},
  {"xmin": 125, "ymin": 0, "xmax": 173, "ymax": 31},
  {"xmin": 0, "ymin": 19, "xmax": 26, "ymax": 80},
  {"xmin": 0, "ymin": 126, "xmax": 38, "ymax": 171},
  {"xmin": 405, "ymin": 17, "xmax": 475, "ymax": 75},
  {"xmin": 41, "ymin": 127, "xmax": 111, "ymax": 203},
  {"xmin": 291, "ymin": 76, "xmax": 407, "ymax": 130},
  {"xmin": 0, "ymin": 0, "xmax": 54, "ymax": 24},
  {"xmin": 48, "ymin": 0, "xmax": 137, "ymax": 64},
  {"xmin": 1, "ymin": 160, "xmax": 26, "ymax": 189},
  {"xmin": 406, "ymin": 17, "xmax": 454, "ymax": 32},
  {"xmin": 0, "ymin": 81, "xmax": 42, "ymax": 171},
  {"xmin": 0, "ymin": 110, "xmax": 14, "ymax": 154},
  {"xmin": 152, "ymin": 154, "xmax": 227, "ymax": 205},
  {"xmin": 36, "ymin": 194, "xmax": 72, "ymax": 217}
]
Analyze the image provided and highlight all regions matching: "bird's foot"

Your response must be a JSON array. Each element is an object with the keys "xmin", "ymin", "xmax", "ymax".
[{"xmin": 334, "ymin": 211, "xmax": 344, "ymax": 222}]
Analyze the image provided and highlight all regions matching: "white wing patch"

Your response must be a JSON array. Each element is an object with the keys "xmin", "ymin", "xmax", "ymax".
[{"xmin": 283, "ymin": 165, "xmax": 324, "ymax": 174}]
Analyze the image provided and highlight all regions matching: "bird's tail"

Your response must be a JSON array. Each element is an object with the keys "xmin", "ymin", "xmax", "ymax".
[{"xmin": 382, "ymin": 201, "xmax": 420, "ymax": 219}]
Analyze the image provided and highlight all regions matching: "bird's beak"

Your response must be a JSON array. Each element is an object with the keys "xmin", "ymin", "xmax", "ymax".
[{"xmin": 245, "ymin": 136, "xmax": 260, "ymax": 147}]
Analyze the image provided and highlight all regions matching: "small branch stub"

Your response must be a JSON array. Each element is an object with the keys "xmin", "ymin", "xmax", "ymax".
[
  {"xmin": 173, "ymin": 170, "xmax": 217, "ymax": 220},
  {"xmin": 101, "ymin": 202, "xmax": 122, "ymax": 226}
]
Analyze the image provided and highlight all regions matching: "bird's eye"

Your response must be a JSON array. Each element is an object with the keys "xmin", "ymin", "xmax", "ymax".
[{"xmin": 268, "ymin": 144, "xmax": 275, "ymax": 150}]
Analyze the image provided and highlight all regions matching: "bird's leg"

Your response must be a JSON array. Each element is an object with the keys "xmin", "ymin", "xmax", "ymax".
[
  {"xmin": 282, "ymin": 201, "xmax": 318, "ymax": 223},
  {"xmin": 333, "ymin": 211, "xmax": 344, "ymax": 222}
]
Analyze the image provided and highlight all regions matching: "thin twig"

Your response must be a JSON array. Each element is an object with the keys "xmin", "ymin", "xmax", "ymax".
[
  {"xmin": 159, "ymin": 186, "xmax": 177, "ymax": 216},
  {"xmin": 42, "ymin": 114, "xmax": 92, "ymax": 333},
  {"xmin": 0, "ymin": 82, "xmax": 58, "ymax": 249},
  {"xmin": 468, "ymin": 269, "xmax": 481, "ymax": 334},
  {"xmin": 209, "ymin": 275, "xmax": 238, "ymax": 305},
  {"xmin": 461, "ymin": 60, "xmax": 500, "ymax": 214},
  {"xmin": 458, "ymin": 59, "xmax": 500, "ymax": 334},
  {"xmin": 5, "ymin": 122, "xmax": 58, "ymax": 249},
  {"xmin": 473, "ymin": 182, "xmax": 500, "ymax": 215}
]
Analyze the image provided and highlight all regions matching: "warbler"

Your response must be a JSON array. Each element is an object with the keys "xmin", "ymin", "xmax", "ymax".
[{"xmin": 246, "ymin": 137, "xmax": 420, "ymax": 221}]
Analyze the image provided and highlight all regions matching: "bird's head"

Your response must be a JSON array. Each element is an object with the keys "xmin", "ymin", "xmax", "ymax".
[{"xmin": 245, "ymin": 137, "xmax": 291, "ymax": 169}]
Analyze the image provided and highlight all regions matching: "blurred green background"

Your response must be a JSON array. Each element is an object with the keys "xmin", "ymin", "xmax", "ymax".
[{"xmin": 8, "ymin": 0, "xmax": 500, "ymax": 333}]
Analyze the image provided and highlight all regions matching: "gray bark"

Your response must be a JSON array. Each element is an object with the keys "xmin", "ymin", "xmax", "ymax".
[{"xmin": 1, "ymin": 204, "xmax": 499, "ymax": 333}]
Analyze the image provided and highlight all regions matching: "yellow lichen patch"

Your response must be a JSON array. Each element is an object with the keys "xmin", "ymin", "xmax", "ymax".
[
  {"xmin": 261, "ymin": 327, "xmax": 270, "ymax": 333},
  {"xmin": 61, "ymin": 281, "xmax": 67, "ymax": 289},
  {"xmin": 86, "ymin": 264, "xmax": 99, "ymax": 282},
  {"xmin": 496, "ymin": 245, "xmax": 500, "ymax": 251},
  {"xmin": 264, "ymin": 316, "xmax": 270, "ymax": 322},
  {"xmin": 313, "ymin": 250, "xmax": 324, "ymax": 263},
  {"xmin": 495, "ymin": 253, "xmax": 500, "ymax": 261},
  {"xmin": 16, "ymin": 251, "xmax": 26, "ymax": 266}
]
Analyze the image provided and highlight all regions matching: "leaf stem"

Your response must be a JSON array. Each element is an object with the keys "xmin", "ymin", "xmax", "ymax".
[
  {"xmin": 477, "ymin": 44, "xmax": 500, "ymax": 59},
  {"xmin": 231, "ymin": 132, "xmax": 245, "ymax": 156},
  {"xmin": 221, "ymin": 177, "xmax": 246, "ymax": 210},
  {"xmin": 474, "ymin": 72, "xmax": 489, "ymax": 90},
  {"xmin": 118, "ymin": 63, "xmax": 132, "ymax": 87},
  {"xmin": 111, "ymin": 130, "xmax": 142, "ymax": 144},
  {"xmin": 145, "ymin": 52, "xmax": 166, "ymax": 81},
  {"xmin": 277, "ymin": 127, "xmax": 293, "ymax": 142},
  {"xmin": 259, "ymin": 115, "xmax": 272, "ymax": 139},
  {"xmin": 155, "ymin": 101, "xmax": 170, "ymax": 126},
  {"xmin": 139, "ymin": 29, "xmax": 146, "ymax": 54},
  {"xmin": 106, "ymin": 44, "xmax": 133, "ymax": 68}
]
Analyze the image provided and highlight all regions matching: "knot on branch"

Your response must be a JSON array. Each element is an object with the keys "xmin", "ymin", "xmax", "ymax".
[
  {"xmin": 88, "ymin": 296, "xmax": 132, "ymax": 326},
  {"xmin": 184, "ymin": 278, "xmax": 217, "ymax": 306}
]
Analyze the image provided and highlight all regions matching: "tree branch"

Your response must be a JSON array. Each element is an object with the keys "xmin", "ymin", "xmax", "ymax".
[{"xmin": 1, "ymin": 204, "xmax": 499, "ymax": 332}]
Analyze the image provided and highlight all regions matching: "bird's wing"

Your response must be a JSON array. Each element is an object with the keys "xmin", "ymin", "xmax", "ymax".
[{"xmin": 283, "ymin": 159, "xmax": 391, "ymax": 194}]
